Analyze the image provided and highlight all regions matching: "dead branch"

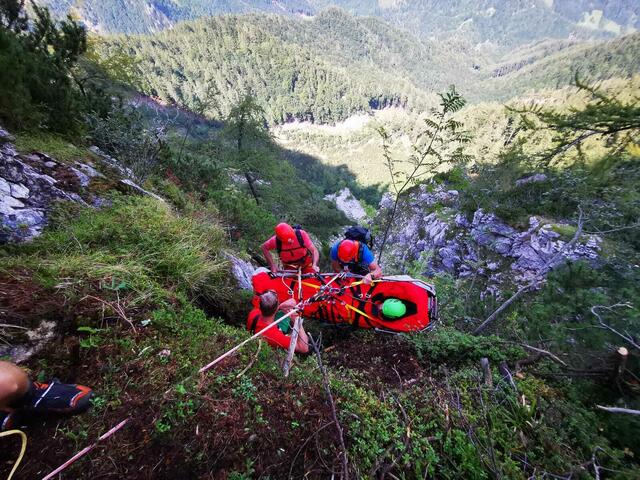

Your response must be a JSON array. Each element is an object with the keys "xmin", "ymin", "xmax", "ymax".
[
  {"xmin": 518, "ymin": 344, "xmax": 567, "ymax": 367},
  {"xmin": 309, "ymin": 334, "xmax": 349, "ymax": 480},
  {"xmin": 288, "ymin": 421, "xmax": 336, "ymax": 479},
  {"xmin": 41, "ymin": 418, "xmax": 130, "ymax": 480},
  {"xmin": 236, "ymin": 341, "xmax": 262, "ymax": 379},
  {"xmin": 82, "ymin": 294, "xmax": 137, "ymax": 333},
  {"xmin": 590, "ymin": 304, "xmax": 639, "ymax": 350},
  {"xmin": 596, "ymin": 405, "xmax": 640, "ymax": 415},
  {"xmin": 474, "ymin": 208, "xmax": 583, "ymax": 335},
  {"xmin": 610, "ymin": 347, "xmax": 628, "ymax": 390},
  {"xmin": 498, "ymin": 362, "xmax": 517, "ymax": 392}
]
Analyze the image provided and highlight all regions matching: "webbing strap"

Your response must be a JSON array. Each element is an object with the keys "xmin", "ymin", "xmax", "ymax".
[{"xmin": 345, "ymin": 303, "xmax": 375, "ymax": 323}]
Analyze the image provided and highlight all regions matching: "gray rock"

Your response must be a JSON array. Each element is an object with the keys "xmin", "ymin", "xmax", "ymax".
[
  {"xmin": 375, "ymin": 183, "xmax": 601, "ymax": 290},
  {"xmin": 324, "ymin": 187, "xmax": 367, "ymax": 222},
  {"xmin": 226, "ymin": 253, "xmax": 257, "ymax": 290},
  {"xmin": 70, "ymin": 167, "xmax": 91, "ymax": 187},
  {"xmin": 0, "ymin": 177, "xmax": 10, "ymax": 194},
  {"xmin": 0, "ymin": 195, "xmax": 25, "ymax": 213},
  {"xmin": 516, "ymin": 173, "xmax": 548, "ymax": 186},
  {"xmin": 0, "ymin": 125, "xmax": 15, "ymax": 143},
  {"xmin": 76, "ymin": 162, "xmax": 104, "ymax": 179},
  {"xmin": 120, "ymin": 179, "xmax": 165, "ymax": 202},
  {"xmin": 10, "ymin": 183, "xmax": 29, "ymax": 199}
]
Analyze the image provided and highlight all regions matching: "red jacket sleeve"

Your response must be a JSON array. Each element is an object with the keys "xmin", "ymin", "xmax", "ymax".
[{"xmin": 263, "ymin": 235, "xmax": 277, "ymax": 250}]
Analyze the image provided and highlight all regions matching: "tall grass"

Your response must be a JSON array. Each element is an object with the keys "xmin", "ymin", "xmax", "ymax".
[{"xmin": 6, "ymin": 195, "xmax": 230, "ymax": 304}]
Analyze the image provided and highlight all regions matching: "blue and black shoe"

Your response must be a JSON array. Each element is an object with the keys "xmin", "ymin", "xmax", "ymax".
[{"xmin": 18, "ymin": 379, "xmax": 93, "ymax": 415}]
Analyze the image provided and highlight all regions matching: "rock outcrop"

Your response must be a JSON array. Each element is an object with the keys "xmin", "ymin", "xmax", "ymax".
[
  {"xmin": 0, "ymin": 125, "xmax": 164, "ymax": 244},
  {"xmin": 377, "ymin": 184, "xmax": 601, "ymax": 293},
  {"xmin": 324, "ymin": 187, "xmax": 367, "ymax": 222}
]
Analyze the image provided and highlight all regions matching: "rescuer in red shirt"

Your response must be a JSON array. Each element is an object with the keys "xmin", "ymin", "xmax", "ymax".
[
  {"xmin": 261, "ymin": 223, "xmax": 320, "ymax": 274},
  {"xmin": 247, "ymin": 290, "xmax": 309, "ymax": 353}
]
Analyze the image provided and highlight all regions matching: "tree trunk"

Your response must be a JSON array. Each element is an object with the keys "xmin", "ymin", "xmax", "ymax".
[
  {"xmin": 377, "ymin": 196, "xmax": 400, "ymax": 262},
  {"xmin": 480, "ymin": 357, "xmax": 493, "ymax": 388}
]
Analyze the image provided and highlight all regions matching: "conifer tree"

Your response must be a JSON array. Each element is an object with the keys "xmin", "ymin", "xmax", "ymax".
[{"xmin": 223, "ymin": 95, "xmax": 271, "ymax": 205}]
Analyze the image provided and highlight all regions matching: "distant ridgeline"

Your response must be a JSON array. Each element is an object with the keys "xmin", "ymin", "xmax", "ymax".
[
  {"xmin": 95, "ymin": 8, "xmax": 640, "ymax": 125},
  {"xmin": 37, "ymin": 0, "xmax": 640, "ymax": 48}
]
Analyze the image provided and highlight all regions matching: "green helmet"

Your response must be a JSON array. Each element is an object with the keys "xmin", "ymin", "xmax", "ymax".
[{"xmin": 382, "ymin": 298, "xmax": 406, "ymax": 319}]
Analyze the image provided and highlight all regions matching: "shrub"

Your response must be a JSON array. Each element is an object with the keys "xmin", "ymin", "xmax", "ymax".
[{"xmin": 409, "ymin": 326, "xmax": 524, "ymax": 365}]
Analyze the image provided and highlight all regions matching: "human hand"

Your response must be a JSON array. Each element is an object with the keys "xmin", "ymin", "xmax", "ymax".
[
  {"xmin": 270, "ymin": 265, "xmax": 278, "ymax": 274},
  {"xmin": 363, "ymin": 273, "xmax": 373, "ymax": 285},
  {"xmin": 312, "ymin": 264, "xmax": 320, "ymax": 273}
]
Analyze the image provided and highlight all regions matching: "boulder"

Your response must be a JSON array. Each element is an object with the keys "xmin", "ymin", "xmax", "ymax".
[{"xmin": 324, "ymin": 187, "xmax": 367, "ymax": 222}]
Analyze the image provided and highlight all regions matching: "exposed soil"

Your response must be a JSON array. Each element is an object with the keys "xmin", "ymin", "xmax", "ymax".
[{"xmin": 0, "ymin": 271, "xmax": 431, "ymax": 479}]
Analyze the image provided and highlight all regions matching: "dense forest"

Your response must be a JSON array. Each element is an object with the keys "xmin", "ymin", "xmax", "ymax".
[
  {"xmin": 97, "ymin": 9, "xmax": 640, "ymax": 125},
  {"xmin": 1, "ymin": 1, "xmax": 639, "ymax": 479}
]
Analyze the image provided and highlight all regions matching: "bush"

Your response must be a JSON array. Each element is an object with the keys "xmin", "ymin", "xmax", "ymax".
[
  {"xmin": 409, "ymin": 326, "xmax": 525, "ymax": 365},
  {"xmin": 0, "ymin": 2, "xmax": 88, "ymax": 133}
]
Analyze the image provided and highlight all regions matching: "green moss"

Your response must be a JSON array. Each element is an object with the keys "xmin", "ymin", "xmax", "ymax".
[{"xmin": 14, "ymin": 131, "xmax": 89, "ymax": 163}]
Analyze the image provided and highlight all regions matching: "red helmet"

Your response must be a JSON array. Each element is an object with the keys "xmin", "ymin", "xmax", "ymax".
[
  {"xmin": 275, "ymin": 223, "xmax": 295, "ymax": 242},
  {"xmin": 337, "ymin": 240, "xmax": 358, "ymax": 262}
]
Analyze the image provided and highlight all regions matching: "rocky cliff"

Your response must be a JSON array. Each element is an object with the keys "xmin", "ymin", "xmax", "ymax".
[
  {"xmin": 0, "ymin": 126, "xmax": 163, "ymax": 244},
  {"xmin": 377, "ymin": 183, "xmax": 601, "ymax": 296}
]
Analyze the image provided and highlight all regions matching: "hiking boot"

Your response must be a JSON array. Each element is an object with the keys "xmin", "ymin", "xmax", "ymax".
[{"xmin": 18, "ymin": 380, "xmax": 93, "ymax": 415}]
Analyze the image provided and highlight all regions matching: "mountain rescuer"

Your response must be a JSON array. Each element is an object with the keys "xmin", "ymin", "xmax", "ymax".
[
  {"xmin": 0, "ymin": 360, "xmax": 93, "ymax": 430},
  {"xmin": 247, "ymin": 290, "xmax": 309, "ymax": 353},
  {"xmin": 331, "ymin": 238, "xmax": 382, "ymax": 284},
  {"xmin": 261, "ymin": 223, "xmax": 319, "ymax": 274}
]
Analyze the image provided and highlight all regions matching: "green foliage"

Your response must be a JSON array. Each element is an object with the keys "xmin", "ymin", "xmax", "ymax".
[
  {"xmin": 9, "ymin": 196, "xmax": 230, "ymax": 304},
  {"xmin": 96, "ymin": 10, "xmax": 434, "ymax": 125},
  {"xmin": 511, "ymin": 76, "xmax": 640, "ymax": 168},
  {"xmin": 409, "ymin": 326, "xmax": 525, "ymax": 366},
  {"xmin": 0, "ymin": 1, "xmax": 88, "ymax": 132},
  {"xmin": 85, "ymin": 103, "xmax": 169, "ymax": 181},
  {"xmin": 14, "ymin": 131, "xmax": 88, "ymax": 162},
  {"xmin": 378, "ymin": 85, "xmax": 471, "ymax": 258}
]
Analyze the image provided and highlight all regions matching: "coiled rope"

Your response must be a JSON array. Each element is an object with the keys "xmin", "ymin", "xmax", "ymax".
[{"xmin": 0, "ymin": 429, "xmax": 27, "ymax": 480}]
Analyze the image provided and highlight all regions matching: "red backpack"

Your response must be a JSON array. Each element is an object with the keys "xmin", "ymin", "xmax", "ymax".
[{"xmin": 275, "ymin": 225, "xmax": 311, "ymax": 265}]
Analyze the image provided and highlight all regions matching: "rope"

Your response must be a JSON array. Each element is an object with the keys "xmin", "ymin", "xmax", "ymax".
[
  {"xmin": 199, "ymin": 271, "xmax": 345, "ymax": 373},
  {"xmin": 0, "ymin": 429, "xmax": 27, "ymax": 480}
]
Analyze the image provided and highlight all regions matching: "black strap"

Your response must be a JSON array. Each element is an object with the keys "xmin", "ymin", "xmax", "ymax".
[
  {"xmin": 276, "ymin": 228, "xmax": 311, "ymax": 263},
  {"xmin": 249, "ymin": 311, "xmax": 261, "ymax": 334}
]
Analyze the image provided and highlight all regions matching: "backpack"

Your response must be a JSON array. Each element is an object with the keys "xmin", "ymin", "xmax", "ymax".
[
  {"xmin": 344, "ymin": 226, "xmax": 373, "ymax": 248},
  {"xmin": 337, "ymin": 239, "xmax": 369, "ymax": 276},
  {"xmin": 275, "ymin": 224, "xmax": 311, "ymax": 265}
]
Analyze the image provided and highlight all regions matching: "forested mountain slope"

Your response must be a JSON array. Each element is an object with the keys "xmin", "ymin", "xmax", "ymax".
[
  {"xmin": 100, "ymin": 9, "xmax": 640, "ymax": 124},
  {"xmin": 99, "ymin": 10, "xmax": 445, "ymax": 124},
  {"xmin": 39, "ymin": 0, "xmax": 640, "ymax": 52}
]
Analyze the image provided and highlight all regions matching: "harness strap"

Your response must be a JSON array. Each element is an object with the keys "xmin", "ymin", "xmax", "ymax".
[{"xmin": 249, "ymin": 311, "xmax": 261, "ymax": 334}]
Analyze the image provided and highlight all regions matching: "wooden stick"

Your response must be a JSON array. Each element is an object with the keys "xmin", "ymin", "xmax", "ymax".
[
  {"xmin": 200, "ymin": 272, "xmax": 344, "ymax": 374},
  {"xmin": 41, "ymin": 418, "xmax": 130, "ymax": 480},
  {"xmin": 596, "ymin": 405, "xmax": 640, "ymax": 415},
  {"xmin": 609, "ymin": 346, "xmax": 629, "ymax": 392},
  {"xmin": 309, "ymin": 334, "xmax": 349, "ymax": 479},
  {"xmin": 283, "ymin": 269, "xmax": 304, "ymax": 377},
  {"xmin": 199, "ymin": 308, "xmax": 298, "ymax": 373}
]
